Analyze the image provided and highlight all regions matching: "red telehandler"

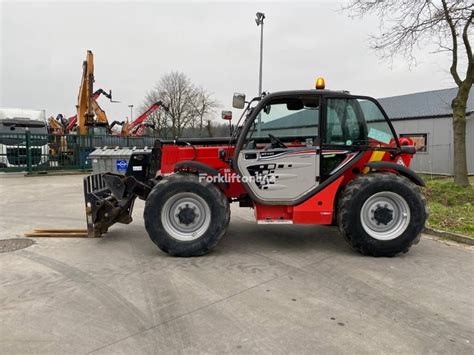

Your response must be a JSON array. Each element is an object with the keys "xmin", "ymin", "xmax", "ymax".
[{"xmin": 84, "ymin": 79, "xmax": 427, "ymax": 257}]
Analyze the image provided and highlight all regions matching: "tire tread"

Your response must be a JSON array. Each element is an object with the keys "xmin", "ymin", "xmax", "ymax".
[{"xmin": 337, "ymin": 172, "xmax": 427, "ymax": 257}]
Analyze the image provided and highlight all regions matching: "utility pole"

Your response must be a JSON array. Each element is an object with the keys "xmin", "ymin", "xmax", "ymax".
[
  {"xmin": 128, "ymin": 104, "xmax": 134, "ymax": 122},
  {"xmin": 255, "ymin": 12, "xmax": 265, "ymax": 138},
  {"xmin": 255, "ymin": 12, "xmax": 265, "ymax": 96}
]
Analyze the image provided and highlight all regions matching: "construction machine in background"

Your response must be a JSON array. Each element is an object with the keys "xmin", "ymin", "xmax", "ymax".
[
  {"xmin": 83, "ymin": 79, "xmax": 428, "ymax": 258},
  {"xmin": 47, "ymin": 115, "xmax": 66, "ymax": 135},
  {"xmin": 76, "ymin": 50, "xmax": 120, "ymax": 135},
  {"xmin": 59, "ymin": 50, "xmax": 118, "ymax": 135},
  {"xmin": 66, "ymin": 88, "xmax": 117, "ymax": 134},
  {"xmin": 110, "ymin": 101, "xmax": 168, "ymax": 136},
  {"xmin": 52, "ymin": 51, "xmax": 164, "ymax": 138},
  {"xmin": 64, "ymin": 51, "xmax": 164, "ymax": 137}
]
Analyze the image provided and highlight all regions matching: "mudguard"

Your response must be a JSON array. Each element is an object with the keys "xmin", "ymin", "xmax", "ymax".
[
  {"xmin": 365, "ymin": 161, "xmax": 425, "ymax": 187},
  {"xmin": 174, "ymin": 160, "xmax": 229, "ymax": 189}
]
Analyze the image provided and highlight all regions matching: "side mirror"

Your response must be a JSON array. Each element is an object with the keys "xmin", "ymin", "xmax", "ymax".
[
  {"xmin": 221, "ymin": 110, "xmax": 232, "ymax": 121},
  {"xmin": 232, "ymin": 93, "xmax": 246, "ymax": 109}
]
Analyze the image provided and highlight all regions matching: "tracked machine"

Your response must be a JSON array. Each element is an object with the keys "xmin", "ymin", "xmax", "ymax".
[{"xmin": 84, "ymin": 79, "xmax": 427, "ymax": 257}]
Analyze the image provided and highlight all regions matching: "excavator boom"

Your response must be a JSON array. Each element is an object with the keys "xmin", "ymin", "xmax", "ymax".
[
  {"xmin": 77, "ymin": 50, "xmax": 94, "ymax": 135},
  {"xmin": 73, "ymin": 51, "xmax": 118, "ymax": 134}
]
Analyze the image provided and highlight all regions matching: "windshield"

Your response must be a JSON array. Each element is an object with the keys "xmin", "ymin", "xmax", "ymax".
[
  {"xmin": 246, "ymin": 97, "xmax": 320, "ymax": 144},
  {"xmin": 0, "ymin": 117, "xmax": 48, "ymax": 146}
]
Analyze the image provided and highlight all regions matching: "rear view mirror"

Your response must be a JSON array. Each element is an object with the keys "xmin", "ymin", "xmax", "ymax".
[
  {"xmin": 232, "ymin": 93, "xmax": 246, "ymax": 109},
  {"xmin": 221, "ymin": 110, "xmax": 232, "ymax": 121},
  {"xmin": 287, "ymin": 100, "xmax": 304, "ymax": 111}
]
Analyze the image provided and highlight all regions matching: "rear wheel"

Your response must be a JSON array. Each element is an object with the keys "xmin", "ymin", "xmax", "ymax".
[
  {"xmin": 144, "ymin": 173, "xmax": 230, "ymax": 257},
  {"xmin": 337, "ymin": 173, "xmax": 427, "ymax": 257}
]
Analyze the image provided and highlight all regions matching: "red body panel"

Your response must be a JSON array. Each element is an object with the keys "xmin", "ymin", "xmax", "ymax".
[
  {"xmin": 160, "ymin": 145, "xmax": 247, "ymax": 198},
  {"xmin": 159, "ymin": 142, "xmax": 415, "ymax": 225},
  {"xmin": 254, "ymin": 176, "xmax": 344, "ymax": 225},
  {"xmin": 293, "ymin": 176, "xmax": 344, "ymax": 224}
]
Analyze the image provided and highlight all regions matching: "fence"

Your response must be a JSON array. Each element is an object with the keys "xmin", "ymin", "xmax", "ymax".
[{"xmin": 0, "ymin": 132, "xmax": 159, "ymax": 173}]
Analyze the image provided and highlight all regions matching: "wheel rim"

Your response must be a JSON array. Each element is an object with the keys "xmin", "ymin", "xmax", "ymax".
[
  {"xmin": 360, "ymin": 191, "xmax": 411, "ymax": 241},
  {"xmin": 161, "ymin": 192, "xmax": 211, "ymax": 241}
]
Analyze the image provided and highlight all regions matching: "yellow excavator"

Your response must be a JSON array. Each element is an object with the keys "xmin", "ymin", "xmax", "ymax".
[
  {"xmin": 46, "ymin": 51, "xmax": 120, "ymax": 168},
  {"xmin": 75, "ymin": 50, "xmax": 118, "ymax": 135}
]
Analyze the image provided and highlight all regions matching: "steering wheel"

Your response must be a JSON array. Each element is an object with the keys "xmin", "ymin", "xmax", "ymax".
[{"xmin": 268, "ymin": 134, "xmax": 287, "ymax": 149}]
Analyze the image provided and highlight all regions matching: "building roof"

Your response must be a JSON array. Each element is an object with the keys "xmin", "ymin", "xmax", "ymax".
[
  {"xmin": 261, "ymin": 109, "xmax": 318, "ymax": 130},
  {"xmin": 378, "ymin": 87, "xmax": 474, "ymax": 120}
]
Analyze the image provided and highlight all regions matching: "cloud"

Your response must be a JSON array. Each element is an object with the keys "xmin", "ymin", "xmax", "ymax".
[{"xmin": 0, "ymin": 1, "xmax": 453, "ymax": 122}]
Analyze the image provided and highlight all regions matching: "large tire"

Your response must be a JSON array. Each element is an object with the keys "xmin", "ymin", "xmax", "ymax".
[
  {"xmin": 144, "ymin": 173, "xmax": 230, "ymax": 257},
  {"xmin": 337, "ymin": 172, "xmax": 427, "ymax": 257}
]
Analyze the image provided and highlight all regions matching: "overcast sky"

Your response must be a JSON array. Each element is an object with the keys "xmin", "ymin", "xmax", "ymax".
[{"xmin": 0, "ymin": 0, "xmax": 456, "ymax": 122}]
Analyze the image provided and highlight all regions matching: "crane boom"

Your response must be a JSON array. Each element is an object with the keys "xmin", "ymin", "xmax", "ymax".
[{"xmin": 127, "ymin": 101, "xmax": 166, "ymax": 135}]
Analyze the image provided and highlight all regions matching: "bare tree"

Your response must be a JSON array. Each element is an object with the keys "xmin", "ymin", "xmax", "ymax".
[
  {"xmin": 344, "ymin": 0, "xmax": 473, "ymax": 186},
  {"xmin": 141, "ymin": 72, "xmax": 218, "ymax": 138},
  {"xmin": 142, "ymin": 90, "xmax": 170, "ymax": 137},
  {"xmin": 191, "ymin": 87, "xmax": 219, "ymax": 137}
]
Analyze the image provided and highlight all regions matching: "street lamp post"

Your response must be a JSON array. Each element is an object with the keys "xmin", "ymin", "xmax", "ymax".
[
  {"xmin": 255, "ymin": 12, "xmax": 265, "ymax": 96},
  {"xmin": 128, "ymin": 104, "xmax": 134, "ymax": 122}
]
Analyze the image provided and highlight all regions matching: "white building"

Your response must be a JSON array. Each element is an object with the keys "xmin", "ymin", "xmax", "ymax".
[{"xmin": 378, "ymin": 88, "xmax": 474, "ymax": 175}]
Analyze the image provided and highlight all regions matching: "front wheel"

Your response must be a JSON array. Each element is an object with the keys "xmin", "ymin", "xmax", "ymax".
[
  {"xmin": 337, "ymin": 173, "xmax": 427, "ymax": 257},
  {"xmin": 144, "ymin": 173, "xmax": 230, "ymax": 257}
]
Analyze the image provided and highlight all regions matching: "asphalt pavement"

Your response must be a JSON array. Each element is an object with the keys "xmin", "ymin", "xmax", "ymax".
[{"xmin": 0, "ymin": 174, "xmax": 473, "ymax": 354}]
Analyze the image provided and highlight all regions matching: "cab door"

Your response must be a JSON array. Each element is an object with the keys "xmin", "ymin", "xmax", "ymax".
[{"xmin": 236, "ymin": 96, "xmax": 320, "ymax": 204}]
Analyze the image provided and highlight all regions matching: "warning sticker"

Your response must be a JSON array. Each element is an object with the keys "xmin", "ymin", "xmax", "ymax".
[{"xmin": 368, "ymin": 128, "xmax": 392, "ymax": 144}]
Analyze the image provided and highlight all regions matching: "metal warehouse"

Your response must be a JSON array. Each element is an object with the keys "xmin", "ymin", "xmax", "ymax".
[{"xmin": 378, "ymin": 88, "xmax": 474, "ymax": 175}]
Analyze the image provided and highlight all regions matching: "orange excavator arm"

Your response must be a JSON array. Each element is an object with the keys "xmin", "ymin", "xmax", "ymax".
[
  {"xmin": 67, "ymin": 89, "xmax": 113, "ymax": 132},
  {"xmin": 47, "ymin": 116, "xmax": 65, "ymax": 135},
  {"xmin": 76, "ymin": 50, "xmax": 95, "ymax": 135},
  {"xmin": 75, "ymin": 50, "xmax": 118, "ymax": 134}
]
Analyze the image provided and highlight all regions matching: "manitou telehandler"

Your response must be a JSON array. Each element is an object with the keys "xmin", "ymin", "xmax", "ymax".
[{"xmin": 84, "ymin": 79, "xmax": 427, "ymax": 257}]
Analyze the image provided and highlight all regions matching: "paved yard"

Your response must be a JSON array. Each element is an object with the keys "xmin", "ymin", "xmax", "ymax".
[{"xmin": 0, "ymin": 174, "xmax": 473, "ymax": 354}]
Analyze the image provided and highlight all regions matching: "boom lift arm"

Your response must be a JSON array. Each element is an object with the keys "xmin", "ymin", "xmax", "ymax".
[
  {"xmin": 127, "ymin": 101, "xmax": 167, "ymax": 136},
  {"xmin": 109, "ymin": 101, "xmax": 167, "ymax": 136}
]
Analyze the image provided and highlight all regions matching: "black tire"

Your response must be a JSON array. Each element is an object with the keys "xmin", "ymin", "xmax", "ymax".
[
  {"xmin": 337, "ymin": 172, "xmax": 427, "ymax": 257},
  {"xmin": 144, "ymin": 173, "xmax": 230, "ymax": 257}
]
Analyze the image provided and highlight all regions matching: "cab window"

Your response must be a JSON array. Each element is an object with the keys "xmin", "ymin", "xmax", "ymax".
[
  {"xmin": 324, "ymin": 98, "xmax": 396, "ymax": 147},
  {"xmin": 358, "ymin": 99, "xmax": 396, "ymax": 146},
  {"xmin": 245, "ymin": 97, "xmax": 320, "ymax": 148},
  {"xmin": 325, "ymin": 99, "xmax": 364, "ymax": 146}
]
